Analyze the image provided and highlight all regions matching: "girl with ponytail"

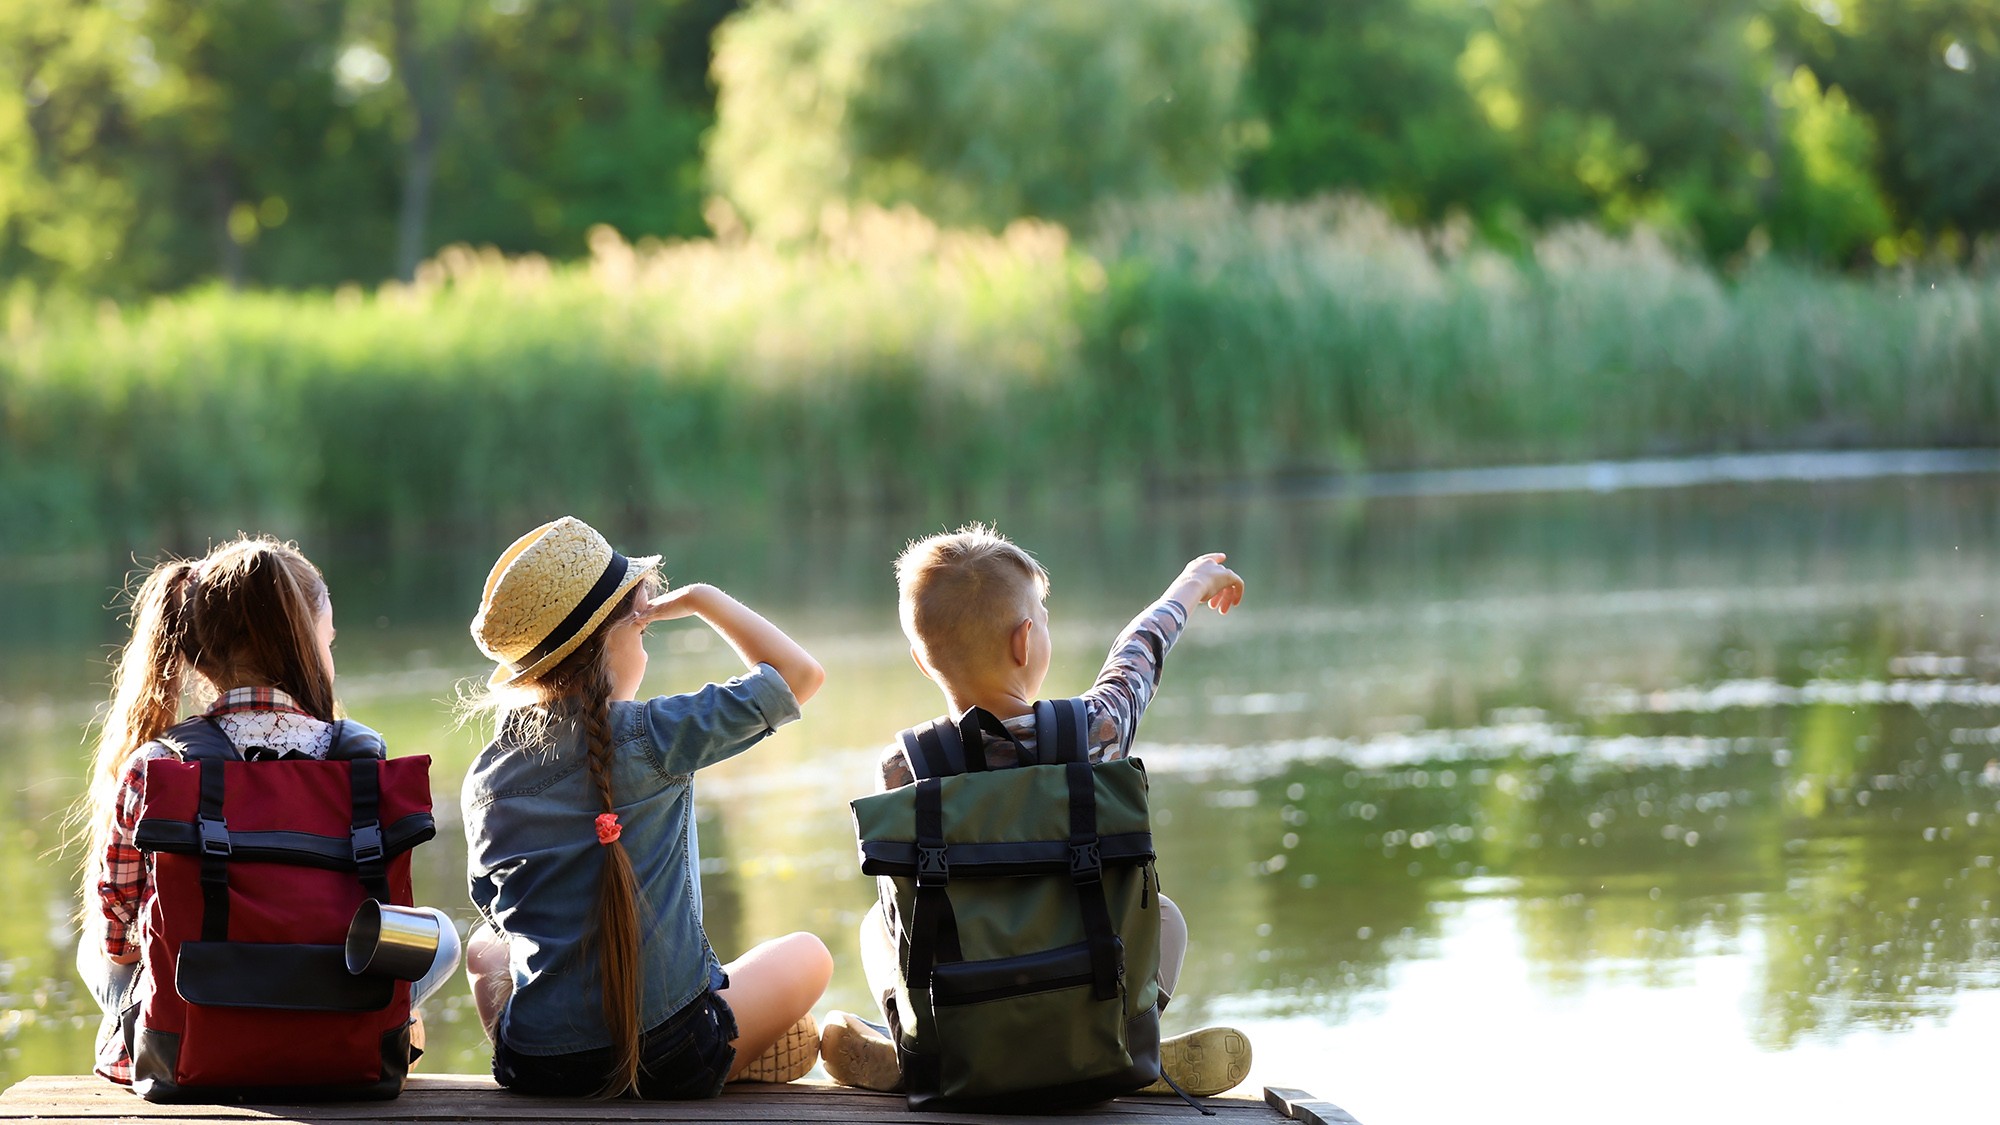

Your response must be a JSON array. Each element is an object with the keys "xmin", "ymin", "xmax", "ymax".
[
  {"xmin": 74, "ymin": 535, "xmax": 457, "ymax": 1084},
  {"xmin": 463, "ymin": 517, "xmax": 830, "ymax": 1099}
]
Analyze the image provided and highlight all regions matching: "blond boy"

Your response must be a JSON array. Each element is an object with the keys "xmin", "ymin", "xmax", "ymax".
[{"xmin": 821, "ymin": 524, "xmax": 1252, "ymax": 1098}]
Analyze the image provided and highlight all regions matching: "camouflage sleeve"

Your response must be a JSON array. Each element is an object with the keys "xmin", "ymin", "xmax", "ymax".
[
  {"xmin": 1079, "ymin": 598, "xmax": 1189, "ymax": 762},
  {"xmin": 878, "ymin": 743, "xmax": 914, "ymax": 792}
]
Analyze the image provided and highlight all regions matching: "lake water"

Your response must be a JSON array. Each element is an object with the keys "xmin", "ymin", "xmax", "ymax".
[{"xmin": 3, "ymin": 476, "xmax": 1997, "ymax": 1123}]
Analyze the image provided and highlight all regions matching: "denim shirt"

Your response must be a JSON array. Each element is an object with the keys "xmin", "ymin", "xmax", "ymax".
[{"xmin": 463, "ymin": 663, "xmax": 801, "ymax": 1055}]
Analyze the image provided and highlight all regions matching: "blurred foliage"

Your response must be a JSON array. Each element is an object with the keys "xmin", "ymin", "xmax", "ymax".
[
  {"xmin": 1243, "ymin": 0, "xmax": 1910, "ymax": 264},
  {"xmin": 4, "ymin": 0, "xmax": 1994, "ymax": 294},
  {"xmin": 4, "ymin": 196, "xmax": 1997, "ymax": 555},
  {"xmin": 708, "ymin": 0, "xmax": 1248, "ymax": 238},
  {"xmin": 1240, "ymin": 0, "xmax": 1524, "ymax": 227},
  {"xmin": 1776, "ymin": 0, "xmax": 2000, "ymax": 261},
  {"xmin": 0, "ymin": 0, "xmax": 730, "ymax": 296}
]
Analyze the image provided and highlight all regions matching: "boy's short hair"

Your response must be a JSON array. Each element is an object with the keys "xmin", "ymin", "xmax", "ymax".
[{"xmin": 896, "ymin": 524, "xmax": 1050, "ymax": 681}]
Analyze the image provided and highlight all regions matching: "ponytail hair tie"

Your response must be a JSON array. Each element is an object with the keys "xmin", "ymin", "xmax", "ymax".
[{"xmin": 595, "ymin": 812, "xmax": 622, "ymax": 845}]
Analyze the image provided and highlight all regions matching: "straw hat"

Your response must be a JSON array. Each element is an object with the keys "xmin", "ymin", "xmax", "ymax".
[{"xmin": 471, "ymin": 517, "xmax": 659, "ymax": 687}]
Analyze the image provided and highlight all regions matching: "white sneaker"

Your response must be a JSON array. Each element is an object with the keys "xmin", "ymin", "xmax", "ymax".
[
  {"xmin": 819, "ymin": 1010, "xmax": 903, "ymax": 1092},
  {"xmin": 1138, "ymin": 1026, "xmax": 1253, "ymax": 1097}
]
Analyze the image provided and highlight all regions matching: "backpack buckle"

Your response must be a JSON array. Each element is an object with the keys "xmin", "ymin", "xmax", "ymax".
[
  {"xmin": 1068, "ymin": 840, "xmax": 1101, "ymax": 883},
  {"xmin": 351, "ymin": 823, "xmax": 385, "ymax": 866},
  {"xmin": 917, "ymin": 844, "xmax": 949, "ymax": 886},
  {"xmin": 197, "ymin": 816, "xmax": 232, "ymax": 857}
]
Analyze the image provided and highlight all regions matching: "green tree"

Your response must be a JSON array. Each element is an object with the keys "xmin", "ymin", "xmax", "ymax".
[
  {"xmin": 1780, "ymin": 0, "xmax": 2000, "ymax": 252},
  {"xmin": 0, "ymin": 0, "xmax": 156, "ymax": 293},
  {"xmin": 424, "ymin": 0, "xmax": 731, "ymax": 257},
  {"xmin": 1765, "ymin": 63, "xmax": 1892, "ymax": 264},
  {"xmin": 1489, "ymin": 0, "xmax": 1779, "ymax": 252},
  {"xmin": 139, "ymin": 0, "xmax": 395, "ymax": 290},
  {"xmin": 0, "ymin": 0, "xmax": 410, "ymax": 293},
  {"xmin": 708, "ymin": 0, "xmax": 1250, "ymax": 238},
  {"xmin": 1461, "ymin": 0, "xmax": 1890, "ymax": 262},
  {"xmin": 1239, "ymin": 0, "xmax": 1517, "ymax": 227}
]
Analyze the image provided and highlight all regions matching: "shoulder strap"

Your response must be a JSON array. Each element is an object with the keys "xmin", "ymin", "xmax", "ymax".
[
  {"xmin": 157, "ymin": 716, "xmax": 242, "ymax": 762},
  {"xmin": 327, "ymin": 719, "xmax": 389, "ymax": 761},
  {"xmin": 897, "ymin": 716, "xmax": 976, "ymax": 780},
  {"xmin": 1031, "ymin": 698, "xmax": 1089, "ymax": 765},
  {"xmin": 151, "ymin": 717, "xmax": 239, "ymax": 942},
  {"xmin": 898, "ymin": 705, "xmax": 1051, "ymax": 779}
]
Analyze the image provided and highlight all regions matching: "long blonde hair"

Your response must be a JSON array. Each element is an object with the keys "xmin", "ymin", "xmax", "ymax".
[
  {"xmin": 74, "ymin": 536, "xmax": 335, "ymax": 898},
  {"xmin": 468, "ymin": 578, "xmax": 654, "ymax": 1098}
]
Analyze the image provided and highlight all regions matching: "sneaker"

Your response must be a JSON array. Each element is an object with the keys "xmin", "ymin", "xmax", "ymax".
[
  {"xmin": 819, "ymin": 1010, "xmax": 903, "ymax": 1092},
  {"xmin": 734, "ymin": 1014, "xmax": 819, "ymax": 1083},
  {"xmin": 1138, "ymin": 1026, "xmax": 1252, "ymax": 1097}
]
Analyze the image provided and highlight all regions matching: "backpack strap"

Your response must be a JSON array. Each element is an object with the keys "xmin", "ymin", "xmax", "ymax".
[
  {"xmin": 956, "ymin": 708, "xmax": 1035, "ymax": 772},
  {"xmin": 153, "ymin": 718, "xmax": 238, "ymax": 942},
  {"xmin": 194, "ymin": 756, "xmax": 232, "ymax": 942},
  {"xmin": 157, "ymin": 716, "xmax": 242, "ymax": 762},
  {"xmin": 904, "ymin": 777, "xmax": 963, "ymax": 992},
  {"xmin": 347, "ymin": 757, "xmax": 390, "ymax": 902},
  {"xmin": 1065, "ymin": 759, "xmax": 1121, "ymax": 1001},
  {"xmin": 1031, "ymin": 698, "xmax": 1089, "ymax": 765},
  {"xmin": 898, "ymin": 714, "xmax": 990, "ymax": 780},
  {"xmin": 326, "ymin": 719, "xmax": 389, "ymax": 761}
]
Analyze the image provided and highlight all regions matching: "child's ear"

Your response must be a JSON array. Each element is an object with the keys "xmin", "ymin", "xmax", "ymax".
[
  {"xmin": 910, "ymin": 646, "xmax": 939, "ymax": 684},
  {"xmin": 1010, "ymin": 617, "xmax": 1034, "ymax": 669}
]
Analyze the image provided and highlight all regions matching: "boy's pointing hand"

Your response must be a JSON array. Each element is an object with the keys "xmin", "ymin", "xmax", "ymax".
[{"xmin": 1169, "ymin": 553, "xmax": 1245, "ymax": 615}]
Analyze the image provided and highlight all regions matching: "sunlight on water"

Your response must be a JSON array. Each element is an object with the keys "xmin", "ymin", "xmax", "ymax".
[{"xmin": 3, "ymin": 476, "xmax": 1998, "ymax": 1121}]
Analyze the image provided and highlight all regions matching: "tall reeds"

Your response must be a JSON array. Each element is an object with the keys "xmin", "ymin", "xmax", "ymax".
[{"xmin": 3, "ymin": 195, "xmax": 1995, "ymax": 552}]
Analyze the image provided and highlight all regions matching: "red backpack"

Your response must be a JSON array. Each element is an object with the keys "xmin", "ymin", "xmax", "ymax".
[{"xmin": 124, "ymin": 717, "xmax": 435, "ymax": 1102}]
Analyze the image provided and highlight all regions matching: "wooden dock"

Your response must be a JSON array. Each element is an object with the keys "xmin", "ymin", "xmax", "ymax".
[{"xmin": 0, "ymin": 1076, "xmax": 1361, "ymax": 1125}]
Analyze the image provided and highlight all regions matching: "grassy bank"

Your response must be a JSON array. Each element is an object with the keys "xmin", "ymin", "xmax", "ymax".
[{"xmin": 3, "ymin": 195, "xmax": 1996, "ymax": 552}]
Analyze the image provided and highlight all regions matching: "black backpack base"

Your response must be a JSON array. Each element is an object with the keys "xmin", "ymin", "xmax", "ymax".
[
  {"xmin": 130, "ymin": 1025, "xmax": 413, "ymax": 1104},
  {"xmin": 888, "ymin": 994, "xmax": 1160, "ymax": 1113}
]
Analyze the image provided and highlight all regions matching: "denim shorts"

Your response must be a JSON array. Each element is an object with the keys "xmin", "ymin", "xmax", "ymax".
[{"xmin": 494, "ymin": 987, "xmax": 738, "ymax": 1099}]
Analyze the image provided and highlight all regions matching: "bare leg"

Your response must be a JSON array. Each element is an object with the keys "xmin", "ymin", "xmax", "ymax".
[
  {"xmin": 717, "ymin": 931, "xmax": 833, "ymax": 1081},
  {"xmin": 1157, "ymin": 894, "xmax": 1187, "ymax": 1003},
  {"xmin": 857, "ymin": 901, "xmax": 899, "ymax": 1018},
  {"xmin": 466, "ymin": 922, "xmax": 513, "ymax": 1042}
]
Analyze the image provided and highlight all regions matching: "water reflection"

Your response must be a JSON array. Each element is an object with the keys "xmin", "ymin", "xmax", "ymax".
[{"xmin": 2, "ymin": 478, "xmax": 1998, "ymax": 1120}]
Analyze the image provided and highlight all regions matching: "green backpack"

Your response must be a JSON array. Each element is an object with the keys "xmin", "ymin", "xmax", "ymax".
[{"xmin": 851, "ymin": 698, "xmax": 1163, "ymax": 1110}]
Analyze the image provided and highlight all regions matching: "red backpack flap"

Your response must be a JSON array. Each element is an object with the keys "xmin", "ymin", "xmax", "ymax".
[
  {"xmin": 139, "ymin": 756, "xmax": 433, "ymax": 841},
  {"xmin": 129, "ymin": 755, "xmax": 434, "ymax": 1101}
]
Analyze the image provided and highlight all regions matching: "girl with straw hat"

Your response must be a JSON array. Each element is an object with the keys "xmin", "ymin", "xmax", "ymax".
[{"xmin": 461, "ymin": 517, "xmax": 831, "ymax": 1098}]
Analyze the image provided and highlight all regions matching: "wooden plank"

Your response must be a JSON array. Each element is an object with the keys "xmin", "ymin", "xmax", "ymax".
[
  {"xmin": 1, "ymin": 1075, "xmax": 1278, "ymax": 1125},
  {"xmin": 1264, "ymin": 1087, "xmax": 1364, "ymax": 1125}
]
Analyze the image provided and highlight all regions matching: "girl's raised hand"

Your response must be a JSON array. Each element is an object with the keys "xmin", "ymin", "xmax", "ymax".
[
  {"xmin": 637, "ymin": 583, "xmax": 825, "ymax": 704},
  {"xmin": 638, "ymin": 583, "xmax": 712, "ymax": 624}
]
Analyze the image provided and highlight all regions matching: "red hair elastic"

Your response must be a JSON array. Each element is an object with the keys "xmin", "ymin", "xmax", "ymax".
[{"xmin": 595, "ymin": 812, "xmax": 622, "ymax": 845}]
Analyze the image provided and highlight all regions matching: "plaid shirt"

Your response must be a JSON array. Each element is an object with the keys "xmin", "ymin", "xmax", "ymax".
[
  {"xmin": 93, "ymin": 688, "xmax": 332, "ymax": 1082},
  {"xmin": 877, "ymin": 598, "xmax": 1190, "ymax": 791}
]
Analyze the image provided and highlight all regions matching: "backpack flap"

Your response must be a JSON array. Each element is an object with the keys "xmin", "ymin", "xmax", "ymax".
[
  {"xmin": 176, "ymin": 943, "xmax": 393, "ymax": 1012},
  {"xmin": 853, "ymin": 759, "xmax": 1154, "ymax": 875}
]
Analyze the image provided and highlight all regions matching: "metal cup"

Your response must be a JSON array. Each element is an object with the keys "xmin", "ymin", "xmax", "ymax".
[{"xmin": 345, "ymin": 901, "xmax": 442, "ymax": 980}]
